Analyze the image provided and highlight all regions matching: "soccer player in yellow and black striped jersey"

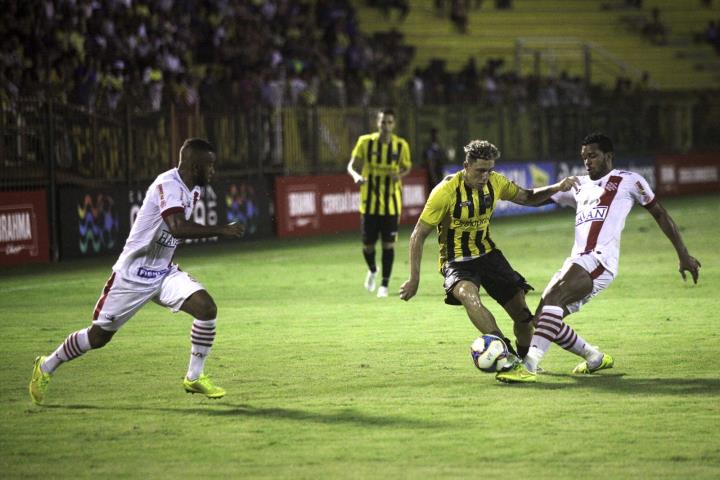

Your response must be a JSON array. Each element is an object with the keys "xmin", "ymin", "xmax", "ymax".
[
  {"xmin": 400, "ymin": 140, "xmax": 578, "ymax": 360},
  {"xmin": 347, "ymin": 109, "xmax": 412, "ymax": 298}
]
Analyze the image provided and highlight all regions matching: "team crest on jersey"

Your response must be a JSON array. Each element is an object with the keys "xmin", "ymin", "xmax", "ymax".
[{"xmin": 604, "ymin": 180, "xmax": 619, "ymax": 192}]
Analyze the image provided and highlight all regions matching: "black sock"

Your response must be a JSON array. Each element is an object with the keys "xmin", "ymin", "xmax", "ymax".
[
  {"xmin": 504, "ymin": 338, "xmax": 519, "ymax": 358},
  {"xmin": 363, "ymin": 250, "xmax": 376, "ymax": 273},
  {"xmin": 517, "ymin": 344, "xmax": 530, "ymax": 359},
  {"xmin": 381, "ymin": 248, "xmax": 394, "ymax": 287}
]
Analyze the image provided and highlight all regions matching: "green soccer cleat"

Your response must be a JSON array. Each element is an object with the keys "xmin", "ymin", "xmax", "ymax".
[
  {"xmin": 29, "ymin": 356, "xmax": 51, "ymax": 405},
  {"xmin": 572, "ymin": 353, "xmax": 615, "ymax": 374},
  {"xmin": 495, "ymin": 362, "xmax": 537, "ymax": 383},
  {"xmin": 183, "ymin": 374, "xmax": 226, "ymax": 399}
]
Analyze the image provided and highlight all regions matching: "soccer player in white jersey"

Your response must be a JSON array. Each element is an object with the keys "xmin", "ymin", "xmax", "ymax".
[
  {"xmin": 497, "ymin": 132, "xmax": 701, "ymax": 383},
  {"xmin": 29, "ymin": 138, "xmax": 245, "ymax": 404}
]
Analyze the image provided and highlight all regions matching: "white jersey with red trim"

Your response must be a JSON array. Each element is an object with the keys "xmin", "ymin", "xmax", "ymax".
[
  {"xmin": 551, "ymin": 169, "xmax": 656, "ymax": 276},
  {"xmin": 112, "ymin": 168, "xmax": 201, "ymax": 282}
]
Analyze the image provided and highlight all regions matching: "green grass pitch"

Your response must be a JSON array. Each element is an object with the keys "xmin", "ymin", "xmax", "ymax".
[{"xmin": 1, "ymin": 194, "xmax": 719, "ymax": 478}]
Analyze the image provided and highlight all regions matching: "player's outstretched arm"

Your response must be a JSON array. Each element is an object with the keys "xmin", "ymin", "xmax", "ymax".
[
  {"xmin": 400, "ymin": 220, "xmax": 434, "ymax": 301},
  {"xmin": 512, "ymin": 176, "xmax": 579, "ymax": 206},
  {"xmin": 164, "ymin": 211, "xmax": 245, "ymax": 239},
  {"xmin": 646, "ymin": 202, "xmax": 701, "ymax": 284}
]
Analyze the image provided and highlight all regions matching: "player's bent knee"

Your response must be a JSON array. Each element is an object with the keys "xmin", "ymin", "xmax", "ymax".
[
  {"xmin": 454, "ymin": 282, "xmax": 478, "ymax": 305},
  {"xmin": 198, "ymin": 295, "xmax": 218, "ymax": 320},
  {"xmin": 195, "ymin": 297, "xmax": 217, "ymax": 320},
  {"xmin": 181, "ymin": 290, "xmax": 217, "ymax": 319},
  {"xmin": 88, "ymin": 325, "xmax": 115, "ymax": 349}
]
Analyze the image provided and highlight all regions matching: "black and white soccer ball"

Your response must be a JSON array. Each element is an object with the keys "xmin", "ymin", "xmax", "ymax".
[{"xmin": 470, "ymin": 335, "xmax": 515, "ymax": 373}]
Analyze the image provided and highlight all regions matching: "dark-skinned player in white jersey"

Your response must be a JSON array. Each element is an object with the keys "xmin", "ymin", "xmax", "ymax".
[
  {"xmin": 29, "ymin": 138, "xmax": 245, "ymax": 404},
  {"xmin": 497, "ymin": 132, "xmax": 701, "ymax": 383}
]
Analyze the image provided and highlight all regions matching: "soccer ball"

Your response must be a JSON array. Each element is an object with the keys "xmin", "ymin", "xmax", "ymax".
[{"xmin": 470, "ymin": 335, "xmax": 515, "ymax": 373}]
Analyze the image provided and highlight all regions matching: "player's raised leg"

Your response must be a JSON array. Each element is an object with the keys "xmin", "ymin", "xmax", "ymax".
[{"xmin": 179, "ymin": 289, "xmax": 225, "ymax": 398}]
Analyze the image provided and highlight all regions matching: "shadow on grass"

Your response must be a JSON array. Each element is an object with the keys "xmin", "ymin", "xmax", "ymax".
[
  {"xmin": 42, "ymin": 403, "xmax": 445, "ymax": 429},
  {"xmin": 509, "ymin": 372, "xmax": 720, "ymax": 395}
]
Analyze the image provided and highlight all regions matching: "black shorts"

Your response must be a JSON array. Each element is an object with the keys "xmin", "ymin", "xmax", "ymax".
[
  {"xmin": 441, "ymin": 249, "xmax": 534, "ymax": 306},
  {"xmin": 361, "ymin": 214, "xmax": 399, "ymax": 244}
]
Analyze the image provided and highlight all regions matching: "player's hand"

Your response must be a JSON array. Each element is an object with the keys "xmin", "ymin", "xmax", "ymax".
[
  {"xmin": 679, "ymin": 254, "xmax": 701, "ymax": 284},
  {"xmin": 223, "ymin": 221, "xmax": 245, "ymax": 238},
  {"xmin": 352, "ymin": 173, "xmax": 366, "ymax": 185},
  {"xmin": 399, "ymin": 278, "xmax": 419, "ymax": 301},
  {"xmin": 555, "ymin": 176, "xmax": 579, "ymax": 192}
]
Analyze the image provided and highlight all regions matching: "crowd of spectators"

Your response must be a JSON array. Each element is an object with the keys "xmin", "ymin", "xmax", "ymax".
[
  {"xmin": 1, "ymin": 0, "xmax": 673, "ymax": 117},
  {"xmin": 0, "ymin": 0, "xmax": 414, "ymax": 114},
  {"xmin": 407, "ymin": 56, "xmax": 606, "ymax": 109}
]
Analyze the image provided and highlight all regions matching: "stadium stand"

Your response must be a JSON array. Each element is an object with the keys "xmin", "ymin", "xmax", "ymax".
[{"xmin": 354, "ymin": 0, "xmax": 720, "ymax": 91}]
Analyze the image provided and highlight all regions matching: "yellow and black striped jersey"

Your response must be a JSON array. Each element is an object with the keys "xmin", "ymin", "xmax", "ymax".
[
  {"xmin": 351, "ymin": 132, "xmax": 412, "ymax": 215},
  {"xmin": 419, "ymin": 170, "xmax": 520, "ymax": 268}
]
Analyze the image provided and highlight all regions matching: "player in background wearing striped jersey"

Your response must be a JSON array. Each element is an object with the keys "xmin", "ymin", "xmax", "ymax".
[
  {"xmin": 347, "ymin": 109, "xmax": 412, "ymax": 298},
  {"xmin": 497, "ymin": 132, "xmax": 701, "ymax": 383},
  {"xmin": 400, "ymin": 140, "xmax": 579, "ymax": 360},
  {"xmin": 29, "ymin": 139, "xmax": 245, "ymax": 404}
]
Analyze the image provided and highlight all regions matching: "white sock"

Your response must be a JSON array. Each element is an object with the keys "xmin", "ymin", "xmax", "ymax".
[
  {"xmin": 42, "ymin": 327, "xmax": 92, "ymax": 374},
  {"xmin": 524, "ymin": 305, "xmax": 565, "ymax": 372},
  {"xmin": 186, "ymin": 319, "xmax": 216, "ymax": 381},
  {"xmin": 582, "ymin": 344, "xmax": 604, "ymax": 368},
  {"xmin": 524, "ymin": 346, "xmax": 545, "ymax": 373}
]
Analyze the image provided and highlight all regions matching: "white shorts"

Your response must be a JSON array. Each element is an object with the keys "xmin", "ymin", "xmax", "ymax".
[
  {"xmin": 542, "ymin": 252, "xmax": 615, "ymax": 314},
  {"xmin": 92, "ymin": 265, "xmax": 205, "ymax": 331}
]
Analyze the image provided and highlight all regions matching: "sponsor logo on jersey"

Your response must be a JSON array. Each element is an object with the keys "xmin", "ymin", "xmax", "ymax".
[
  {"xmin": 451, "ymin": 217, "xmax": 489, "ymax": 229},
  {"xmin": 576, "ymin": 206, "xmax": 608, "ymax": 225},
  {"xmin": 136, "ymin": 266, "xmax": 170, "ymax": 279},
  {"xmin": 156, "ymin": 229, "xmax": 180, "ymax": 248}
]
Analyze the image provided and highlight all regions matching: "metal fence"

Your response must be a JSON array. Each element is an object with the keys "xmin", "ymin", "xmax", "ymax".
[{"xmin": 2, "ymin": 92, "xmax": 718, "ymax": 190}]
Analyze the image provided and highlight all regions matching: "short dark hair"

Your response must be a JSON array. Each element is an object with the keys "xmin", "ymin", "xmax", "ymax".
[
  {"xmin": 464, "ymin": 140, "xmax": 500, "ymax": 162},
  {"xmin": 379, "ymin": 108, "xmax": 396, "ymax": 117},
  {"xmin": 179, "ymin": 138, "xmax": 215, "ymax": 163},
  {"xmin": 581, "ymin": 132, "xmax": 613, "ymax": 153},
  {"xmin": 181, "ymin": 138, "xmax": 215, "ymax": 154}
]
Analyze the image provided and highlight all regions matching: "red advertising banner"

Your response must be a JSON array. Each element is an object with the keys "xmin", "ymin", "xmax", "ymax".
[
  {"xmin": 655, "ymin": 154, "xmax": 720, "ymax": 196},
  {"xmin": 275, "ymin": 169, "xmax": 428, "ymax": 238},
  {"xmin": 0, "ymin": 190, "xmax": 50, "ymax": 266}
]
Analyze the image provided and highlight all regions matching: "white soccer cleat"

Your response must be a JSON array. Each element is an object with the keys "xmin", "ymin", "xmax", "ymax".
[
  {"xmin": 376, "ymin": 286, "xmax": 389, "ymax": 298},
  {"xmin": 364, "ymin": 270, "xmax": 377, "ymax": 292}
]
